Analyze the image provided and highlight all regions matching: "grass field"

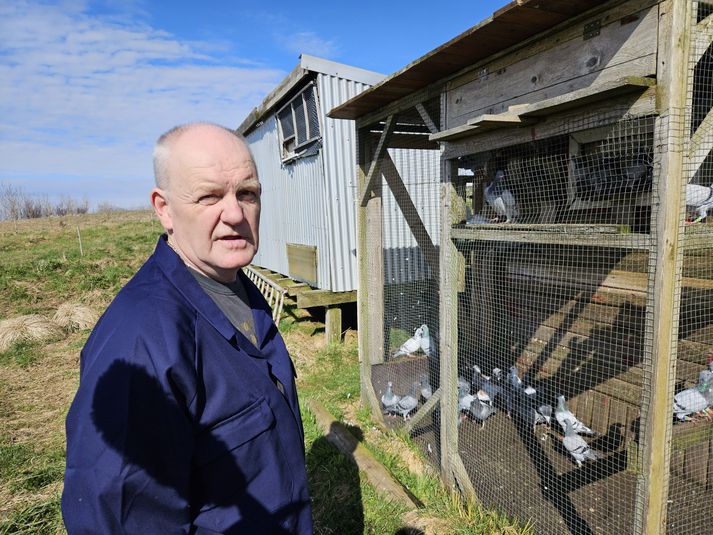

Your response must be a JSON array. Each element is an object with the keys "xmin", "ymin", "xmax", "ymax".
[{"xmin": 0, "ymin": 211, "xmax": 531, "ymax": 534}]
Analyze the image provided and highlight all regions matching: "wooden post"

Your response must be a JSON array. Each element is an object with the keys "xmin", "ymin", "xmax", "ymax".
[
  {"xmin": 356, "ymin": 126, "xmax": 385, "ymax": 424},
  {"xmin": 635, "ymin": 1, "xmax": 691, "ymax": 533},
  {"xmin": 325, "ymin": 305, "xmax": 342, "ymax": 345}
]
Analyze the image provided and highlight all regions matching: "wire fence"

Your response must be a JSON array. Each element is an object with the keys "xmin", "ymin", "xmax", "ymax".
[{"xmin": 358, "ymin": 3, "xmax": 713, "ymax": 533}]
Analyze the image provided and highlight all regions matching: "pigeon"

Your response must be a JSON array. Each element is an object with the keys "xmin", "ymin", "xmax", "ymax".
[
  {"xmin": 466, "ymin": 398, "xmax": 497, "ymax": 428},
  {"xmin": 381, "ymin": 381, "xmax": 400, "ymax": 411},
  {"xmin": 555, "ymin": 395, "xmax": 596, "ymax": 436},
  {"xmin": 419, "ymin": 324, "xmax": 432, "ymax": 357},
  {"xmin": 562, "ymin": 418, "xmax": 600, "ymax": 467},
  {"xmin": 388, "ymin": 382, "xmax": 419, "ymax": 420},
  {"xmin": 484, "ymin": 170, "xmax": 519, "ymax": 223},
  {"xmin": 458, "ymin": 376, "xmax": 471, "ymax": 396},
  {"xmin": 472, "ymin": 365, "xmax": 502, "ymax": 402},
  {"xmin": 419, "ymin": 373, "xmax": 433, "ymax": 402},
  {"xmin": 509, "ymin": 366, "xmax": 523, "ymax": 391},
  {"xmin": 458, "ymin": 383, "xmax": 475, "ymax": 412},
  {"xmin": 673, "ymin": 372, "xmax": 713, "ymax": 421},
  {"xmin": 392, "ymin": 326, "xmax": 424, "ymax": 358},
  {"xmin": 686, "ymin": 182, "xmax": 713, "ymax": 223}
]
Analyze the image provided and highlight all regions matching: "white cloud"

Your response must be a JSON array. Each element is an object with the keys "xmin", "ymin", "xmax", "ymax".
[
  {"xmin": 277, "ymin": 31, "xmax": 340, "ymax": 59},
  {"xmin": 0, "ymin": 0, "xmax": 286, "ymax": 208}
]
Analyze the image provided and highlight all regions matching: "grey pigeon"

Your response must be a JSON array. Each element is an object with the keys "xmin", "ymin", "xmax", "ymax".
[
  {"xmin": 458, "ymin": 383, "xmax": 474, "ymax": 412},
  {"xmin": 555, "ymin": 395, "xmax": 596, "ymax": 435},
  {"xmin": 392, "ymin": 326, "xmax": 424, "ymax": 358},
  {"xmin": 673, "ymin": 372, "xmax": 713, "ymax": 421},
  {"xmin": 562, "ymin": 418, "xmax": 600, "ymax": 467},
  {"xmin": 686, "ymin": 182, "xmax": 713, "ymax": 223},
  {"xmin": 458, "ymin": 376, "xmax": 471, "ymax": 396},
  {"xmin": 484, "ymin": 170, "xmax": 519, "ymax": 223},
  {"xmin": 473, "ymin": 366, "xmax": 502, "ymax": 402},
  {"xmin": 381, "ymin": 381, "xmax": 400, "ymax": 411},
  {"xmin": 466, "ymin": 398, "xmax": 497, "ymax": 428},
  {"xmin": 419, "ymin": 373, "xmax": 432, "ymax": 402},
  {"xmin": 388, "ymin": 382, "xmax": 419, "ymax": 420}
]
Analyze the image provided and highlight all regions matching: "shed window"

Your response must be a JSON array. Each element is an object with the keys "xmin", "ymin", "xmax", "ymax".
[{"xmin": 277, "ymin": 84, "xmax": 321, "ymax": 161}]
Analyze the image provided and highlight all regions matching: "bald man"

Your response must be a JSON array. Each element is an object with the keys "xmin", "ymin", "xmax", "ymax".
[{"xmin": 62, "ymin": 124, "xmax": 313, "ymax": 534}]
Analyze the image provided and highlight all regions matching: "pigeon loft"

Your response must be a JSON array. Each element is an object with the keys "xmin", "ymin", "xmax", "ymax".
[{"xmin": 331, "ymin": 0, "xmax": 713, "ymax": 533}]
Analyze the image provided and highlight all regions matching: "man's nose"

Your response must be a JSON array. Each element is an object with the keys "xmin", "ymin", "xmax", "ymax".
[{"xmin": 221, "ymin": 195, "xmax": 244, "ymax": 225}]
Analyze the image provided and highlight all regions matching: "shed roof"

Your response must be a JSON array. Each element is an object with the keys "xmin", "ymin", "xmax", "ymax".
[
  {"xmin": 328, "ymin": 0, "xmax": 612, "ymax": 121},
  {"xmin": 237, "ymin": 54, "xmax": 384, "ymax": 135}
]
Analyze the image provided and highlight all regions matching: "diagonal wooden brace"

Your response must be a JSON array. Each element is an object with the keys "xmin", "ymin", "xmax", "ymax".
[{"xmin": 360, "ymin": 114, "xmax": 396, "ymax": 207}]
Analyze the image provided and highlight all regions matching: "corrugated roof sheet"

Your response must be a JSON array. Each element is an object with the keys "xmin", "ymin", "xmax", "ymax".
[{"xmin": 328, "ymin": 0, "xmax": 612, "ymax": 120}]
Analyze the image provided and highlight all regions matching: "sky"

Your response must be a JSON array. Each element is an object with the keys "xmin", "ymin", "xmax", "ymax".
[{"xmin": 0, "ymin": 0, "xmax": 506, "ymax": 210}]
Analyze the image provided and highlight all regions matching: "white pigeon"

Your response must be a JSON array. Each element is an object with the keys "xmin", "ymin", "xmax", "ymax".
[
  {"xmin": 388, "ymin": 382, "xmax": 419, "ymax": 420},
  {"xmin": 484, "ymin": 170, "xmax": 519, "ymax": 223},
  {"xmin": 673, "ymin": 372, "xmax": 713, "ymax": 421},
  {"xmin": 419, "ymin": 373, "xmax": 432, "ymax": 402},
  {"xmin": 686, "ymin": 183, "xmax": 713, "ymax": 223},
  {"xmin": 392, "ymin": 326, "xmax": 424, "ymax": 358},
  {"xmin": 419, "ymin": 324, "xmax": 432, "ymax": 357},
  {"xmin": 562, "ymin": 419, "xmax": 600, "ymax": 467},
  {"xmin": 555, "ymin": 395, "xmax": 596, "ymax": 436},
  {"xmin": 381, "ymin": 381, "xmax": 400, "ymax": 411}
]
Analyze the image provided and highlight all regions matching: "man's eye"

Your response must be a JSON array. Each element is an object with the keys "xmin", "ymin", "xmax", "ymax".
[
  {"xmin": 198, "ymin": 195, "xmax": 220, "ymax": 205},
  {"xmin": 238, "ymin": 191, "xmax": 258, "ymax": 202}
]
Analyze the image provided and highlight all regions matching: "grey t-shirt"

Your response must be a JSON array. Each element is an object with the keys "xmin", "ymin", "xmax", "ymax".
[{"xmin": 187, "ymin": 267, "xmax": 258, "ymax": 348}]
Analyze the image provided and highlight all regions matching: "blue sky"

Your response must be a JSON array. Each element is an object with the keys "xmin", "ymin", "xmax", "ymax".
[{"xmin": 0, "ymin": 0, "xmax": 505, "ymax": 209}]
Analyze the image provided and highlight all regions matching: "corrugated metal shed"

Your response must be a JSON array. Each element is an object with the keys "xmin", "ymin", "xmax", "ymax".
[
  {"xmin": 239, "ymin": 55, "xmax": 386, "ymax": 292},
  {"xmin": 329, "ymin": 0, "xmax": 611, "ymax": 121}
]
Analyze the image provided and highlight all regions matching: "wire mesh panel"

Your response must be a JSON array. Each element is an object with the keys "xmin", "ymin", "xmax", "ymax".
[
  {"xmin": 666, "ymin": 3, "xmax": 713, "ymax": 531},
  {"xmin": 450, "ymin": 115, "xmax": 659, "ymax": 534}
]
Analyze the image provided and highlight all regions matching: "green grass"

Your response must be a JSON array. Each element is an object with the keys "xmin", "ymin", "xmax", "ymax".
[{"xmin": 0, "ymin": 211, "xmax": 532, "ymax": 534}]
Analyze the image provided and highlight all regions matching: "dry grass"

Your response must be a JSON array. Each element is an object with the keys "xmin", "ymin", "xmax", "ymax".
[
  {"xmin": 0, "ymin": 315, "xmax": 63, "ymax": 352},
  {"xmin": 52, "ymin": 303, "xmax": 99, "ymax": 332}
]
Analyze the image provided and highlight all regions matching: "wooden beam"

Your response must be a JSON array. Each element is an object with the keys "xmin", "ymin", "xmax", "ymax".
[
  {"xmin": 518, "ymin": 76, "xmax": 656, "ymax": 118},
  {"xmin": 429, "ymin": 123, "xmax": 479, "ymax": 142},
  {"xmin": 296, "ymin": 290, "xmax": 357, "ymax": 308},
  {"xmin": 415, "ymin": 103, "xmax": 439, "ymax": 134},
  {"xmin": 693, "ymin": 11, "xmax": 713, "ymax": 63},
  {"xmin": 325, "ymin": 306, "xmax": 342, "ymax": 345},
  {"xmin": 370, "ymin": 132, "xmax": 438, "ymax": 150},
  {"xmin": 382, "ymin": 153, "xmax": 440, "ymax": 276},
  {"xmin": 636, "ymin": 2, "xmax": 691, "ymax": 533},
  {"xmin": 306, "ymin": 400, "xmax": 420, "ymax": 509},
  {"xmin": 466, "ymin": 112, "xmax": 533, "ymax": 127},
  {"xmin": 360, "ymin": 114, "xmax": 396, "ymax": 207},
  {"xmin": 356, "ymin": 127, "xmax": 386, "ymax": 420},
  {"xmin": 687, "ymin": 105, "xmax": 713, "ymax": 180},
  {"xmin": 404, "ymin": 387, "xmax": 441, "ymax": 434}
]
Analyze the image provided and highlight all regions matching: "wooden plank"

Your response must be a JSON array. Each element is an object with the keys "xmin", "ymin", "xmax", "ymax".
[
  {"xmin": 381, "ymin": 153, "xmax": 439, "ymax": 276},
  {"xmin": 286, "ymin": 243, "xmax": 318, "ymax": 287},
  {"xmin": 638, "ymin": 1, "xmax": 691, "ymax": 531},
  {"xmin": 361, "ymin": 114, "xmax": 396, "ymax": 207},
  {"xmin": 693, "ymin": 11, "xmax": 713, "ymax": 63},
  {"xmin": 429, "ymin": 123, "xmax": 478, "ymax": 142},
  {"xmin": 404, "ymin": 387, "xmax": 441, "ymax": 433},
  {"xmin": 325, "ymin": 305, "xmax": 342, "ymax": 345},
  {"xmin": 306, "ymin": 400, "xmax": 420, "ymax": 509},
  {"xmin": 430, "ymin": 112, "xmax": 535, "ymax": 141},
  {"xmin": 518, "ymin": 76, "xmax": 656, "ymax": 118},
  {"xmin": 369, "ymin": 132, "xmax": 438, "ymax": 150},
  {"xmin": 296, "ymin": 290, "xmax": 357, "ymax": 309},
  {"xmin": 415, "ymin": 102, "xmax": 439, "ymax": 134},
  {"xmin": 446, "ymin": 5, "xmax": 658, "ymax": 124},
  {"xmin": 286, "ymin": 283, "xmax": 310, "ymax": 297},
  {"xmin": 451, "ymin": 225, "xmax": 651, "ymax": 249}
]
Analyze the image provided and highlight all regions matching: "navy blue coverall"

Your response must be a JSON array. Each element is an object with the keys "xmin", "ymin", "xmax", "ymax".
[{"xmin": 62, "ymin": 236, "xmax": 313, "ymax": 534}]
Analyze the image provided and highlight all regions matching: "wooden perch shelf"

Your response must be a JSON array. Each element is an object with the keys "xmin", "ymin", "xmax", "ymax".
[
  {"xmin": 430, "ymin": 76, "xmax": 656, "ymax": 142},
  {"xmin": 451, "ymin": 223, "xmax": 651, "ymax": 249}
]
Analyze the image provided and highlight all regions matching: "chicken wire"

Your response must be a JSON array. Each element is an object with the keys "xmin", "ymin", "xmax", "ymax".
[{"xmin": 360, "ymin": 3, "xmax": 713, "ymax": 532}]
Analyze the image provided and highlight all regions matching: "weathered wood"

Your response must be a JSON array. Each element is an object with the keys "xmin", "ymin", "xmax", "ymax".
[
  {"xmin": 446, "ymin": 5, "xmax": 658, "ymax": 125},
  {"xmin": 637, "ymin": 1, "xmax": 691, "ymax": 532},
  {"xmin": 687, "ymin": 104, "xmax": 713, "ymax": 179},
  {"xmin": 357, "ymin": 127, "xmax": 385, "ymax": 421},
  {"xmin": 381, "ymin": 153, "xmax": 440, "ymax": 277},
  {"xmin": 286, "ymin": 283, "xmax": 311, "ymax": 297},
  {"xmin": 430, "ymin": 113, "xmax": 535, "ymax": 141},
  {"xmin": 306, "ymin": 400, "xmax": 419, "ymax": 509},
  {"xmin": 451, "ymin": 225, "xmax": 651, "ymax": 249},
  {"xmin": 286, "ymin": 243, "xmax": 318, "ymax": 287},
  {"xmin": 361, "ymin": 114, "xmax": 396, "ymax": 207},
  {"xmin": 296, "ymin": 290, "xmax": 357, "ymax": 309},
  {"xmin": 369, "ymin": 132, "xmax": 438, "ymax": 150},
  {"xmin": 442, "ymin": 87, "xmax": 657, "ymax": 160},
  {"xmin": 325, "ymin": 305, "xmax": 342, "ymax": 345},
  {"xmin": 404, "ymin": 387, "xmax": 441, "ymax": 433},
  {"xmin": 415, "ymin": 103, "xmax": 439, "ymax": 134}
]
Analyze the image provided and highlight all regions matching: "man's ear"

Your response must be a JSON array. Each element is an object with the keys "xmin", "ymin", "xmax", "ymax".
[{"xmin": 150, "ymin": 188, "xmax": 173, "ymax": 232}]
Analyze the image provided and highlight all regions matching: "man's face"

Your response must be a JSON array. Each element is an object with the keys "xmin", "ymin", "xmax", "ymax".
[{"xmin": 152, "ymin": 126, "xmax": 261, "ymax": 282}]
